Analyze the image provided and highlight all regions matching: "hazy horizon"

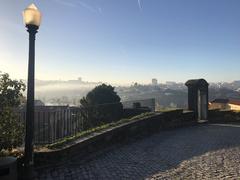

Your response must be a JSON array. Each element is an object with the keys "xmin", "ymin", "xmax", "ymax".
[
  {"xmin": 5, "ymin": 75, "xmax": 240, "ymax": 87},
  {"xmin": 2, "ymin": 0, "xmax": 240, "ymax": 84}
]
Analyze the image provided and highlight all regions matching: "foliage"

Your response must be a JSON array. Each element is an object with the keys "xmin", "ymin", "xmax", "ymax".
[
  {"xmin": 0, "ymin": 72, "xmax": 26, "ymax": 152},
  {"xmin": 80, "ymin": 84, "xmax": 123, "ymax": 128},
  {"xmin": 0, "ymin": 147, "xmax": 24, "ymax": 158}
]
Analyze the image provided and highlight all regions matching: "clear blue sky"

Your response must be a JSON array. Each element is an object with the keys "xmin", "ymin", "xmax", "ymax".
[{"xmin": 1, "ymin": 0, "xmax": 240, "ymax": 85}]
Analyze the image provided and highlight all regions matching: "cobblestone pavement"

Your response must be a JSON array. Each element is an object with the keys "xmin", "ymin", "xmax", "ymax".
[{"xmin": 36, "ymin": 124, "xmax": 240, "ymax": 180}]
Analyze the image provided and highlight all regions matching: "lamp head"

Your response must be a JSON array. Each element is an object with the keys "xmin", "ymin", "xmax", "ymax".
[{"xmin": 23, "ymin": 3, "xmax": 41, "ymax": 28}]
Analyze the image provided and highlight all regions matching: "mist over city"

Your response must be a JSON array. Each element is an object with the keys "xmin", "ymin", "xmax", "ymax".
[{"xmin": 28, "ymin": 77, "xmax": 240, "ymax": 108}]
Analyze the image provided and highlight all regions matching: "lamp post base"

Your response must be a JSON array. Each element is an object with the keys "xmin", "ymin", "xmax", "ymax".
[{"xmin": 20, "ymin": 164, "xmax": 36, "ymax": 180}]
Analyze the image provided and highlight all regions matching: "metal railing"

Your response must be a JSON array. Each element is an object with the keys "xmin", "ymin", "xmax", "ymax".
[
  {"xmin": 16, "ymin": 98, "xmax": 155, "ymax": 145},
  {"xmin": 17, "ymin": 106, "xmax": 85, "ymax": 144}
]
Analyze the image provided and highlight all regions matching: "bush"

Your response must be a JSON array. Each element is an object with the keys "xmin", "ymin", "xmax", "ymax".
[{"xmin": 0, "ymin": 107, "xmax": 24, "ymax": 150}]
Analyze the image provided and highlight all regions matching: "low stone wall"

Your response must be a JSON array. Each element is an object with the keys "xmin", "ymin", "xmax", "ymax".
[
  {"xmin": 208, "ymin": 109, "xmax": 240, "ymax": 123},
  {"xmin": 34, "ymin": 110, "xmax": 196, "ymax": 166},
  {"xmin": 123, "ymin": 108, "xmax": 151, "ymax": 118}
]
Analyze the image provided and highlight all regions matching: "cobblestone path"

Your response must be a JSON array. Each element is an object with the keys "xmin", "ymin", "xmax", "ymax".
[{"xmin": 36, "ymin": 124, "xmax": 240, "ymax": 180}]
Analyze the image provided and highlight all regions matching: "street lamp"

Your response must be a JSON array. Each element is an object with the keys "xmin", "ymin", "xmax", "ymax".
[{"xmin": 22, "ymin": 3, "xmax": 41, "ymax": 172}]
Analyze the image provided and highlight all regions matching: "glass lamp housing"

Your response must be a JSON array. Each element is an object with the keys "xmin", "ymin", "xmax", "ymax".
[{"xmin": 23, "ymin": 4, "xmax": 41, "ymax": 27}]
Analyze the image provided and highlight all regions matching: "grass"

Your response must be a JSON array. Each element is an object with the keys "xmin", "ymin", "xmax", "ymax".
[
  {"xmin": 45, "ymin": 112, "xmax": 156, "ymax": 150},
  {"xmin": 156, "ymin": 108, "xmax": 183, "ymax": 112}
]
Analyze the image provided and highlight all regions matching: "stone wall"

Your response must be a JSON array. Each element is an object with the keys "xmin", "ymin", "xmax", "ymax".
[
  {"xmin": 122, "ymin": 107, "xmax": 151, "ymax": 118},
  {"xmin": 34, "ymin": 110, "xmax": 196, "ymax": 166},
  {"xmin": 208, "ymin": 109, "xmax": 240, "ymax": 123}
]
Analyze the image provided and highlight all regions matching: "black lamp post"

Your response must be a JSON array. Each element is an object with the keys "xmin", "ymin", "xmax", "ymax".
[{"xmin": 22, "ymin": 3, "xmax": 41, "ymax": 171}]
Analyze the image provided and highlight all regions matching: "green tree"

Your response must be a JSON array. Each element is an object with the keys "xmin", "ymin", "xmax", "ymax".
[
  {"xmin": 80, "ymin": 84, "xmax": 123, "ymax": 128},
  {"xmin": 0, "ymin": 73, "xmax": 26, "ymax": 108},
  {"xmin": 0, "ymin": 72, "xmax": 26, "ymax": 151}
]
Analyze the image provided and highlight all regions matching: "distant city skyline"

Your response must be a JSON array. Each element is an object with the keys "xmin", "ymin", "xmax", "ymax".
[
  {"xmin": 29, "ymin": 77, "xmax": 240, "ymax": 86},
  {"xmin": 1, "ymin": 0, "xmax": 240, "ymax": 85}
]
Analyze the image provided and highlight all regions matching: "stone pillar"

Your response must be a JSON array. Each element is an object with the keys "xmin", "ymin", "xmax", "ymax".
[{"xmin": 185, "ymin": 79, "xmax": 209, "ymax": 121}]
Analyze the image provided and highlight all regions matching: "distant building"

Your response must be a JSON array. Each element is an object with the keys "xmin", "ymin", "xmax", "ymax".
[
  {"xmin": 133, "ymin": 82, "xmax": 138, "ymax": 87},
  {"xmin": 209, "ymin": 99, "xmax": 240, "ymax": 111},
  {"xmin": 122, "ymin": 98, "xmax": 155, "ymax": 111},
  {"xmin": 68, "ymin": 77, "xmax": 83, "ymax": 83},
  {"xmin": 152, "ymin": 78, "xmax": 158, "ymax": 85},
  {"xmin": 35, "ymin": 100, "xmax": 45, "ymax": 106},
  {"xmin": 166, "ymin": 81, "xmax": 177, "ymax": 85},
  {"xmin": 209, "ymin": 99, "xmax": 229, "ymax": 110},
  {"xmin": 77, "ymin": 77, "xmax": 82, "ymax": 82},
  {"xmin": 21, "ymin": 100, "xmax": 45, "ymax": 107}
]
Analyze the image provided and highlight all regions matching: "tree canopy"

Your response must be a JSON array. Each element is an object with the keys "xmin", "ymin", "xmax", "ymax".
[
  {"xmin": 80, "ymin": 84, "xmax": 123, "ymax": 127},
  {"xmin": 0, "ymin": 72, "xmax": 26, "ymax": 109}
]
